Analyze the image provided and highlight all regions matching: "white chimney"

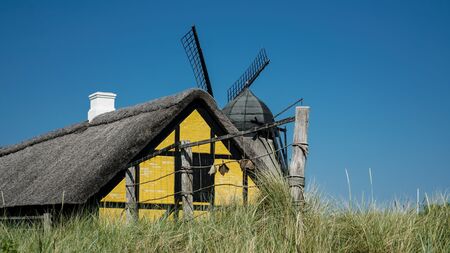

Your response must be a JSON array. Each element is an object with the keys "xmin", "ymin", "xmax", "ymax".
[{"xmin": 88, "ymin": 92, "xmax": 117, "ymax": 122}]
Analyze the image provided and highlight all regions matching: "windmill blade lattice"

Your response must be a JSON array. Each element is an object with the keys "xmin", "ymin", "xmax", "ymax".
[
  {"xmin": 181, "ymin": 26, "xmax": 213, "ymax": 97},
  {"xmin": 227, "ymin": 49, "xmax": 270, "ymax": 102}
]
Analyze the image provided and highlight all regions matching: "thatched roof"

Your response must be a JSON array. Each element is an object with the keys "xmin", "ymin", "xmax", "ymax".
[{"xmin": 0, "ymin": 89, "xmax": 268, "ymax": 209}]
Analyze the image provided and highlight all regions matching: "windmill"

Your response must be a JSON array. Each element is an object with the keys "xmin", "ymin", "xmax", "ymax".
[
  {"xmin": 181, "ymin": 26, "xmax": 213, "ymax": 97},
  {"xmin": 225, "ymin": 48, "xmax": 270, "ymax": 102},
  {"xmin": 181, "ymin": 25, "xmax": 288, "ymax": 173}
]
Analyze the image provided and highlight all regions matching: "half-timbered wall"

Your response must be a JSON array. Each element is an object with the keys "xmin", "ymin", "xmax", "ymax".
[{"xmin": 100, "ymin": 108, "xmax": 258, "ymax": 220}]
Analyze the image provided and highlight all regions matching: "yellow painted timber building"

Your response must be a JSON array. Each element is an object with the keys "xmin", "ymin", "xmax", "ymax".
[
  {"xmin": 0, "ymin": 89, "xmax": 274, "ymax": 219},
  {"xmin": 100, "ymin": 103, "xmax": 258, "ymax": 220}
]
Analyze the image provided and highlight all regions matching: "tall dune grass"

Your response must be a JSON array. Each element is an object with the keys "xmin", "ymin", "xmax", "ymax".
[{"xmin": 1, "ymin": 172, "xmax": 448, "ymax": 252}]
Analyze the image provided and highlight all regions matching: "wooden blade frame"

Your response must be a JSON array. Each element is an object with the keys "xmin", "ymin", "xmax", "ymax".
[
  {"xmin": 181, "ymin": 26, "xmax": 213, "ymax": 97},
  {"xmin": 227, "ymin": 49, "xmax": 270, "ymax": 102}
]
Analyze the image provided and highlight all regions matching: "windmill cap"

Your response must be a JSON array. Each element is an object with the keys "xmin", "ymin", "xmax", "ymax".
[{"xmin": 222, "ymin": 89, "xmax": 274, "ymax": 134}]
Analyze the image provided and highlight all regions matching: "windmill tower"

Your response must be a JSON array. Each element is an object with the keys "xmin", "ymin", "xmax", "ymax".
[{"xmin": 181, "ymin": 26, "xmax": 288, "ymax": 173}]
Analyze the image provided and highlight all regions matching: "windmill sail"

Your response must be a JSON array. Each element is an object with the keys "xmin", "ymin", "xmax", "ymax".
[
  {"xmin": 181, "ymin": 26, "xmax": 213, "ymax": 97},
  {"xmin": 227, "ymin": 49, "xmax": 270, "ymax": 102}
]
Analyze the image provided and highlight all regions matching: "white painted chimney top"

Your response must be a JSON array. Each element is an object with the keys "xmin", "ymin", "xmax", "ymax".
[{"xmin": 88, "ymin": 92, "xmax": 117, "ymax": 122}]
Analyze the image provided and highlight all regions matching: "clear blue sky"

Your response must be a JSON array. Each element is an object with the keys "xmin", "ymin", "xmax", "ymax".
[{"xmin": 1, "ymin": 0, "xmax": 449, "ymax": 203}]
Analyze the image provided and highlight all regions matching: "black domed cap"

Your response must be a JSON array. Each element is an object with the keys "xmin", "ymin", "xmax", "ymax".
[{"xmin": 222, "ymin": 89, "xmax": 274, "ymax": 132}]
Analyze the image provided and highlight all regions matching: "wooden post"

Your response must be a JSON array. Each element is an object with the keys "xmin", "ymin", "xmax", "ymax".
[
  {"xmin": 289, "ymin": 106, "xmax": 310, "ymax": 209},
  {"xmin": 209, "ymin": 137, "xmax": 216, "ymax": 209},
  {"xmin": 243, "ymin": 170, "xmax": 248, "ymax": 206},
  {"xmin": 126, "ymin": 165, "xmax": 139, "ymax": 223},
  {"xmin": 181, "ymin": 140, "xmax": 194, "ymax": 220},
  {"xmin": 43, "ymin": 213, "xmax": 52, "ymax": 233}
]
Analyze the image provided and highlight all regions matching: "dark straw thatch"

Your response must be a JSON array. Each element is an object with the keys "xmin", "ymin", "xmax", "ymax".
[{"xmin": 0, "ymin": 89, "xmax": 268, "ymax": 210}]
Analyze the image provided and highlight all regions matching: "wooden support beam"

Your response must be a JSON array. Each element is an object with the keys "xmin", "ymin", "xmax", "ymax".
[
  {"xmin": 288, "ymin": 106, "xmax": 310, "ymax": 209},
  {"xmin": 181, "ymin": 140, "xmax": 194, "ymax": 220},
  {"xmin": 126, "ymin": 165, "xmax": 139, "ymax": 223},
  {"xmin": 209, "ymin": 137, "xmax": 216, "ymax": 209},
  {"xmin": 43, "ymin": 213, "xmax": 52, "ymax": 233},
  {"xmin": 243, "ymin": 170, "xmax": 248, "ymax": 206}
]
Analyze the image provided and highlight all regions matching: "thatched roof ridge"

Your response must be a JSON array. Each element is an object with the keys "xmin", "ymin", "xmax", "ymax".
[
  {"xmin": 0, "ymin": 89, "xmax": 196, "ymax": 157},
  {"xmin": 0, "ymin": 89, "xmax": 266, "ymax": 209}
]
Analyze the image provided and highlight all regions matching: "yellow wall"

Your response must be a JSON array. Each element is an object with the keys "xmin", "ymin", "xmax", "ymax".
[
  {"xmin": 214, "ymin": 159, "xmax": 243, "ymax": 205},
  {"xmin": 215, "ymin": 137, "xmax": 231, "ymax": 156},
  {"xmin": 100, "ymin": 109, "xmax": 260, "ymax": 220},
  {"xmin": 101, "ymin": 179, "xmax": 126, "ymax": 203},
  {"xmin": 155, "ymin": 130, "xmax": 175, "ymax": 150},
  {"xmin": 139, "ymin": 156, "xmax": 175, "ymax": 204},
  {"xmin": 247, "ymin": 175, "xmax": 258, "ymax": 203},
  {"xmin": 99, "ymin": 207, "xmax": 124, "ymax": 221},
  {"xmin": 180, "ymin": 110, "xmax": 210, "ymax": 153},
  {"xmin": 214, "ymin": 159, "xmax": 259, "ymax": 205}
]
